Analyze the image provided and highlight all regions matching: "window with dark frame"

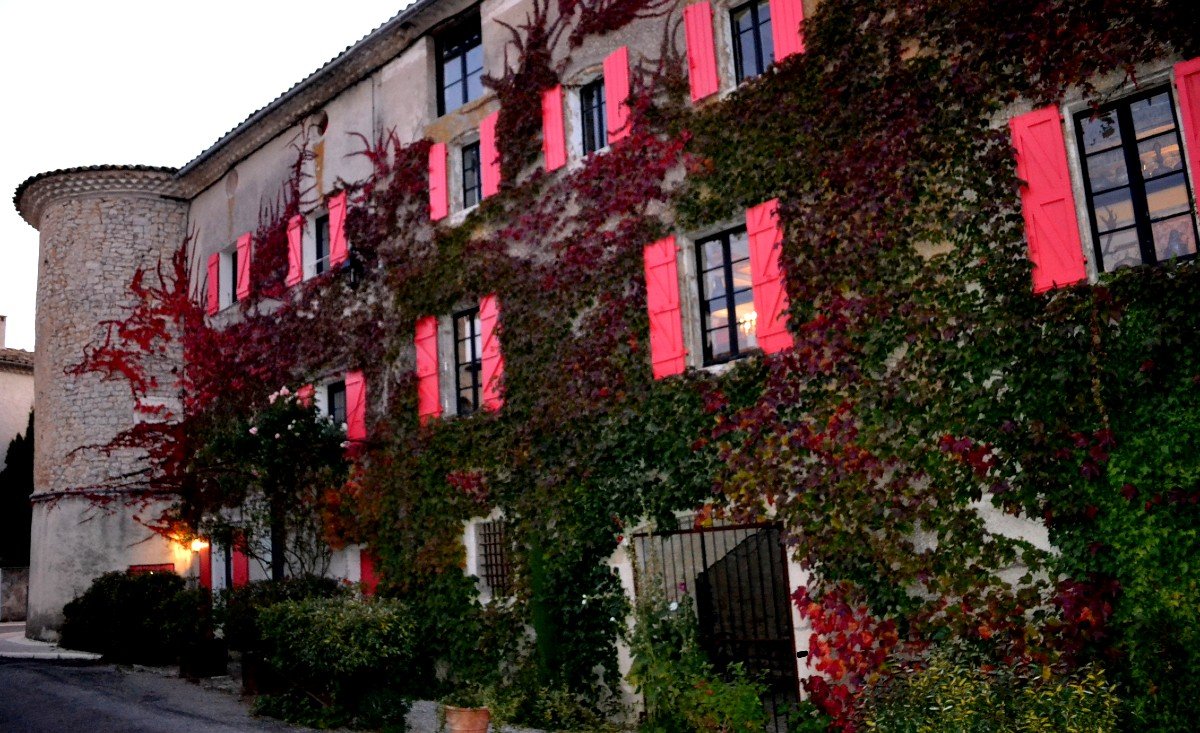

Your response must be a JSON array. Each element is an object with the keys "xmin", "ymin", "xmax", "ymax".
[
  {"xmin": 453, "ymin": 306, "xmax": 483, "ymax": 415},
  {"xmin": 1074, "ymin": 87, "xmax": 1199, "ymax": 272},
  {"xmin": 731, "ymin": 0, "xmax": 774, "ymax": 83},
  {"xmin": 314, "ymin": 214, "xmax": 331, "ymax": 275},
  {"xmin": 581, "ymin": 78, "xmax": 607, "ymax": 155},
  {"xmin": 327, "ymin": 381, "xmax": 347, "ymax": 426},
  {"xmin": 227, "ymin": 248, "xmax": 239, "ymax": 304},
  {"xmin": 478, "ymin": 519, "xmax": 512, "ymax": 597},
  {"xmin": 437, "ymin": 12, "xmax": 484, "ymax": 117},
  {"xmin": 462, "ymin": 141, "xmax": 482, "ymax": 209},
  {"xmin": 696, "ymin": 228, "xmax": 758, "ymax": 365}
]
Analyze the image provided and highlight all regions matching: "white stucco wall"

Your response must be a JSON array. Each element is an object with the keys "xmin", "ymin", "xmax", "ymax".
[{"xmin": 0, "ymin": 367, "xmax": 33, "ymax": 471}]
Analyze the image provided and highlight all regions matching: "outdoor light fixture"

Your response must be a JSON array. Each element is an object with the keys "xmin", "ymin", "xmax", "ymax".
[{"xmin": 190, "ymin": 538, "xmax": 210, "ymax": 552}]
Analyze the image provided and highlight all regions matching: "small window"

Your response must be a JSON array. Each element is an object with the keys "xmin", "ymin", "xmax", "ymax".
[
  {"xmin": 453, "ymin": 306, "xmax": 483, "ymax": 415},
  {"xmin": 462, "ymin": 142, "xmax": 482, "ymax": 209},
  {"xmin": 581, "ymin": 78, "xmax": 607, "ymax": 155},
  {"xmin": 478, "ymin": 519, "xmax": 513, "ymax": 597},
  {"xmin": 437, "ymin": 12, "xmax": 484, "ymax": 116},
  {"xmin": 327, "ymin": 381, "xmax": 347, "ymax": 425},
  {"xmin": 314, "ymin": 214, "xmax": 331, "ymax": 276},
  {"xmin": 696, "ymin": 228, "xmax": 758, "ymax": 364},
  {"xmin": 1074, "ymin": 88, "xmax": 1199, "ymax": 271},
  {"xmin": 731, "ymin": 0, "xmax": 774, "ymax": 83}
]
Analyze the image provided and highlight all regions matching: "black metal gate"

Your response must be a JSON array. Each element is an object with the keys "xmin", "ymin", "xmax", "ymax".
[{"xmin": 634, "ymin": 519, "xmax": 800, "ymax": 732}]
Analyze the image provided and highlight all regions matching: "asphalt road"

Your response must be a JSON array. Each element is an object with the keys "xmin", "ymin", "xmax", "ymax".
[{"xmin": 0, "ymin": 659, "xmax": 313, "ymax": 733}]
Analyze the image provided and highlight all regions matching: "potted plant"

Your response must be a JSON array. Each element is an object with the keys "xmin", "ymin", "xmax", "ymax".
[{"xmin": 439, "ymin": 682, "xmax": 492, "ymax": 733}]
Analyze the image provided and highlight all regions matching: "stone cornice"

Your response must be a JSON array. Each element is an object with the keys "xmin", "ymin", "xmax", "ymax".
[{"xmin": 14, "ymin": 166, "xmax": 183, "ymax": 230}]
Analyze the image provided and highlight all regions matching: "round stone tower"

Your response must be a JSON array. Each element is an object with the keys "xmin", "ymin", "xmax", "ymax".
[{"xmin": 15, "ymin": 166, "xmax": 190, "ymax": 639}]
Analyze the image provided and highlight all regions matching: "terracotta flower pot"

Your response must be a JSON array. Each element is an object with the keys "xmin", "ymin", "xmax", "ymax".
[{"xmin": 444, "ymin": 705, "xmax": 491, "ymax": 733}]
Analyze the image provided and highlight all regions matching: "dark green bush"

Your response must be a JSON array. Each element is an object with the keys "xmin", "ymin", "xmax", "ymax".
[
  {"xmin": 60, "ymin": 571, "xmax": 213, "ymax": 665},
  {"xmin": 217, "ymin": 575, "xmax": 345, "ymax": 652},
  {"xmin": 255, "ymin": 596, "xmax": 416, "ymax": 730}
]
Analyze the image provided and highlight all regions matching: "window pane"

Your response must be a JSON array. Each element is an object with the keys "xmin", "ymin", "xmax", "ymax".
[
  {"xmin": 444, "ymin": 80, "xmax": 464, "ymax": 110},
  {"xmin": 1131, "ymin": 93, "xmax": 1175, "ymax": 140},
  {"xmin": 1080, "ymin": 111, "xmax": 1122, "ymax": 154},
  {"xmin": 707, "ymin": 326, "xmax": 731, "ymax": 360},
  {"xmin": 704, "ymin": 269, "xmax": 727, "ymax": 299},
  {"xmin": 732, "ymin": 260, "xmax": 753, "ymax": 290},
  {"xmin": 1138, "ymin": 134, "xmax": 1184, "ymax": 179},
  {"xmin": 758, "ymin": 1, "xmax": 774, "ymax": 67},
  {"xmin": 729, "ymin": 229, "xmax": 750, "ymax": 261},
  {"xmin": 1153, "ymin": 215, "xmax": 1197, "ymax": 261},
  {"xmin": 1092, "ymin": 188, "xmax": 1134, "ymax": 232},
  {"xmin": 466, "ymin": 69, "xmax": 484, "ymax": 104},
  {"xmin": 1146, "ymin": 173, "xmax": 1190, "ymax": 220},
  {"xmin": 1098, "ymin": 227, "xmax": 1143, "ymax": 271},
  {"xmin": 734, "ymin": 293, "xmax": 758, "ymax": 350},
  {"xmin": 466, "ymin": 45, "xmax": 483, "ymax": 76},
  {"xmin": 707, "ymin": 300, "xmax": 729, "ymax": 329},
  {"xmin": 1085, "ymin": 147, "xmax": 1128, "ymax": 191},
  {"xmin": 736, "ymin": 29, "xmax": 756, "ymax": 81},
  {"xmin": 702, "ymin": 239, "xmax": 725, "ymax": 270},
  {"xmin": 443, "ymin": 58, "xmax": 463, "ymax": 87}
]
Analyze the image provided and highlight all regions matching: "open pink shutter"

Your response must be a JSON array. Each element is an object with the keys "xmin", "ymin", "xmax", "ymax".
[
  {"xmin": 286, "ymin": 215, "xmax": 304, "ymax": 286},
  {"xmin": 415, "ymin": 316, "xmax": 442, "ymax": 424},
  {"xmin": 345, "ymin": 370, "xmax": 367, "ymax": 442},
  {"xmin": 479, "ymin": 294, "xmax": 505, "ymax": 411},
  {"xmin": 481, "ymin": 111, "xmax": 501, "ymax": 198},
  {"xmin": 235, "ymin": 232, "xmax": 252, "ymax": 301},
  {"xmin": 542, "ymin": 86, "xmax": 567, "ymax": 171},
  {"xmin": 1009, "ymin": 107, "xmax": 1087, "ymax": 292},
  {"xmin": 198, "ymin": 542, "xmax": 212, "ymax": 591},
  {"xmin": 684, "ymin": 2, "xmax": 719, "ymax": 102},
  {"xmin": 232, "ymin": 533, "xmax": 250, "ymax": 588},
  {"xmin": 770, "ymin": 0, "xmax": 806, "ymax": 60},
  {"xmin": 643, "ymin": 236, "xmax": 687, "ymax": 378},
  {"xmin": 605, "ymin": 46, "xmax": 632, "ymax": 144},
  {"xmin": 206, "ymin": 253, "xmax": 220, "ymax": 315},
  {"xmin": 328, "ymin": 192, "xmax": 349, "ymax": 268},
  {"xmin": 746, "ymin": 199, "xmax": 795, "ymax": 354},
  {"xmin": 1175, "ymin": 58, "xmax": 1200, "ymax": 192},
  {"xmin": 360, "ymin": 549, "xmax": 379, "ymax": 596},
  {"xmin": 429, "ymin": 143, "xmax": 449, "ymax": 221}
]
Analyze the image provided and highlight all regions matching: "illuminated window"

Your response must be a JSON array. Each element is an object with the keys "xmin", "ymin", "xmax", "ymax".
[{"xmin": 696, "ymin": 228, "xmax": 758, "ymax": 364}]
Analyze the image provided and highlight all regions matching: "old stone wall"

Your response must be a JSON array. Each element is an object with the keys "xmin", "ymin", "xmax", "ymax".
[{"xmin": 20, "ymin": 169, "xmax": 189, "ymax": 638}]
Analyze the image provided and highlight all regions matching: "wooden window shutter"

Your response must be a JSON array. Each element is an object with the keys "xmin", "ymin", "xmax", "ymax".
[
  {"xmin": 542, "ymin": 85, "xmax": 567, "ymax": 171},
  {"xmin": 360, "ymin": 549, "xmax": 379, "ymax": 596},
  {"xmin": 642, "ymin": 236, "xmax": 687, "ymax": 378},
  {"xmin": 345, "ymin": 370, "xmax": 367, "ymax": 443},
  {"xmin": 198, "ymin": 542, "xmax": 212, "ymax": 590},
  {"xmin": 206, "ymin": 253, "xmax": 220, "ymax": 315},
  {"xmin": 481, "ymin": 111, "xmax": 502, "ymax": 198},
  {"xmin": 328, "ymin": 191, "xmax": 349, "ymax": 268},
  {"xmin": 769, "ymin": 0, "xmax": 806, "ymax": 60},
  {"xmin": 479, "ymin": 294, "xmax": 505, "ymax": 411},
  {"xmin": 286, "ymin": 215, "xmax": 304, "ymax": 286},
  {"xmin": 746, "ymin": 199, "xmax": 795, "ymax": 354},
  {"xmin": 429, "ymin": 142, "xmax": 449, "ymax": 221},
  {"xmin": 1009, "ymin": 106, "xmax": 1087, "ymax": 292},
  {"xmin": 231, "ymin": 532, "xmax": 250, "ymax": 588},
  {"xmin": 1175, "ymin": 57, "xmax": 1200, "ymax": 192},
  {"xmin": 235, "ymin": 232, "xmax": 252, "ymax": 301},
  {"xmin": 604, "ymin": 46, "xmax": 632, "ymax": 144},
  {"xmin": 415, "ymin": 315, "xmax": 442, "ymax": 424},
  {"xmin": 684, "ymin": 2, "xmax": 720, "ymax": 102}
]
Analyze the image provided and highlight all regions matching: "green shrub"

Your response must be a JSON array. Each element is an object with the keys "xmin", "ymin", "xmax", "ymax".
[
  {"xmin": 217, "ymin": 575, "xmax": 345, "ymax": 652},
  {"xmin": 861, "ymin": 647, "xmax": 1119, "ymax": 733},
  {"xmin": 627, "ymin": 593, "xmax": 768, "ymax": 732},
  {"xmin": 256, "ymin": 596, "xmax": 416, "ymax": 730},
  {"xmin": 60, "ymin": 571, "xmax": 213, "ymax": 665}
]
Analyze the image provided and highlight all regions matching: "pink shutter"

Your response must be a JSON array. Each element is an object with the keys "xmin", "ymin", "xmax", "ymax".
[
  {"xmin": 1009, "ymin": 107, "xmax": 1087, "ymax": 292},
  {"xmin": 360, "ymin": 549, "xmax": 379, "ymax": 596},
  {"xmin": 415, "ymin": 315, "xmax": 442, "ymax": 424},
  {"xmin": 479, "ymin": 294, "xmax": 505, "ymax": 411},
  {"xmin": 746, "ymin": 199, "xmax": 795, "ymax": 354},
  {"xmin": 429, "ymin": 142, "xmax": 449, "ymax": 221},
  {"xmin": 1175, "ymin": 57, "xmax": 1200, "ymax": 195},
  {"xmin": 198, "ymin": 542, "xmax": 212, "ymax": 591},
  {"xmin": 206, "ymin": 253, "xmax": 220, "ymax": 315},
  {"xmin": 542, "ymin": 86, "xmax": 567, "ymax": 171},
  {"xmin": 345, "ymin": 370, "xmax": 367, "ymax": 443},
  {"xmin": 328, "ymin": 191, "xmax": 349, "ymax": 268},
  {"xmin": 481, "ymin": 111, "xmax": 501, "ymax": 198},
  {"xmin": 235, "ymin": 232, "xmax": 252, "ymax": 301},
  {"xmin": 770, "ymin": 0, "xmax": 806, "ymax": 60},
  {"xmin": 286, "ymin": 215, "xmax": 304, "ymax": 286},
  {"xmin": 232, "ymin": 533, "xmax": 250, "ymax": 588},
  {"xmin": 643, "ymin": 236, "xmax": 687, "ymax": 378},
  {"xmin": 604, "ymin": 46, "xmax": 632, "ymax": 143},
  {"xmin": 684, "ymin": 2, "xmax": 720, "ymax": 102}
]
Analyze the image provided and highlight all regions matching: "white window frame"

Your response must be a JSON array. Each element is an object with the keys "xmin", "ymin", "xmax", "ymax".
[
  {"xmin": 463, "ymin": 509, "xmax": 509, "ymax": 605},
  {"xmin": 302, "ymin": 208, "xmax": 332, "ymax": 281}
]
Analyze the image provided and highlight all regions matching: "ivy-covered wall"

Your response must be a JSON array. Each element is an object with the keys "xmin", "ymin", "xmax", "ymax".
[{"xmin": 65, "ymin": 0, "xmax": 1200, "ymax": 729}]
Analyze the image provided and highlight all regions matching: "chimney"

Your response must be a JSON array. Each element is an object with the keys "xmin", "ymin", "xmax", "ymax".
[{"xmin": 0, "ymin": 315, "xmax": 6, "ymax": 348}]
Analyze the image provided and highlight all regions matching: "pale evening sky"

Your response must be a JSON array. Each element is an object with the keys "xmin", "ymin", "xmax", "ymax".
[{"xmin": 0, "ymin": 1, "xmax": 412, "ymax": 352}]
